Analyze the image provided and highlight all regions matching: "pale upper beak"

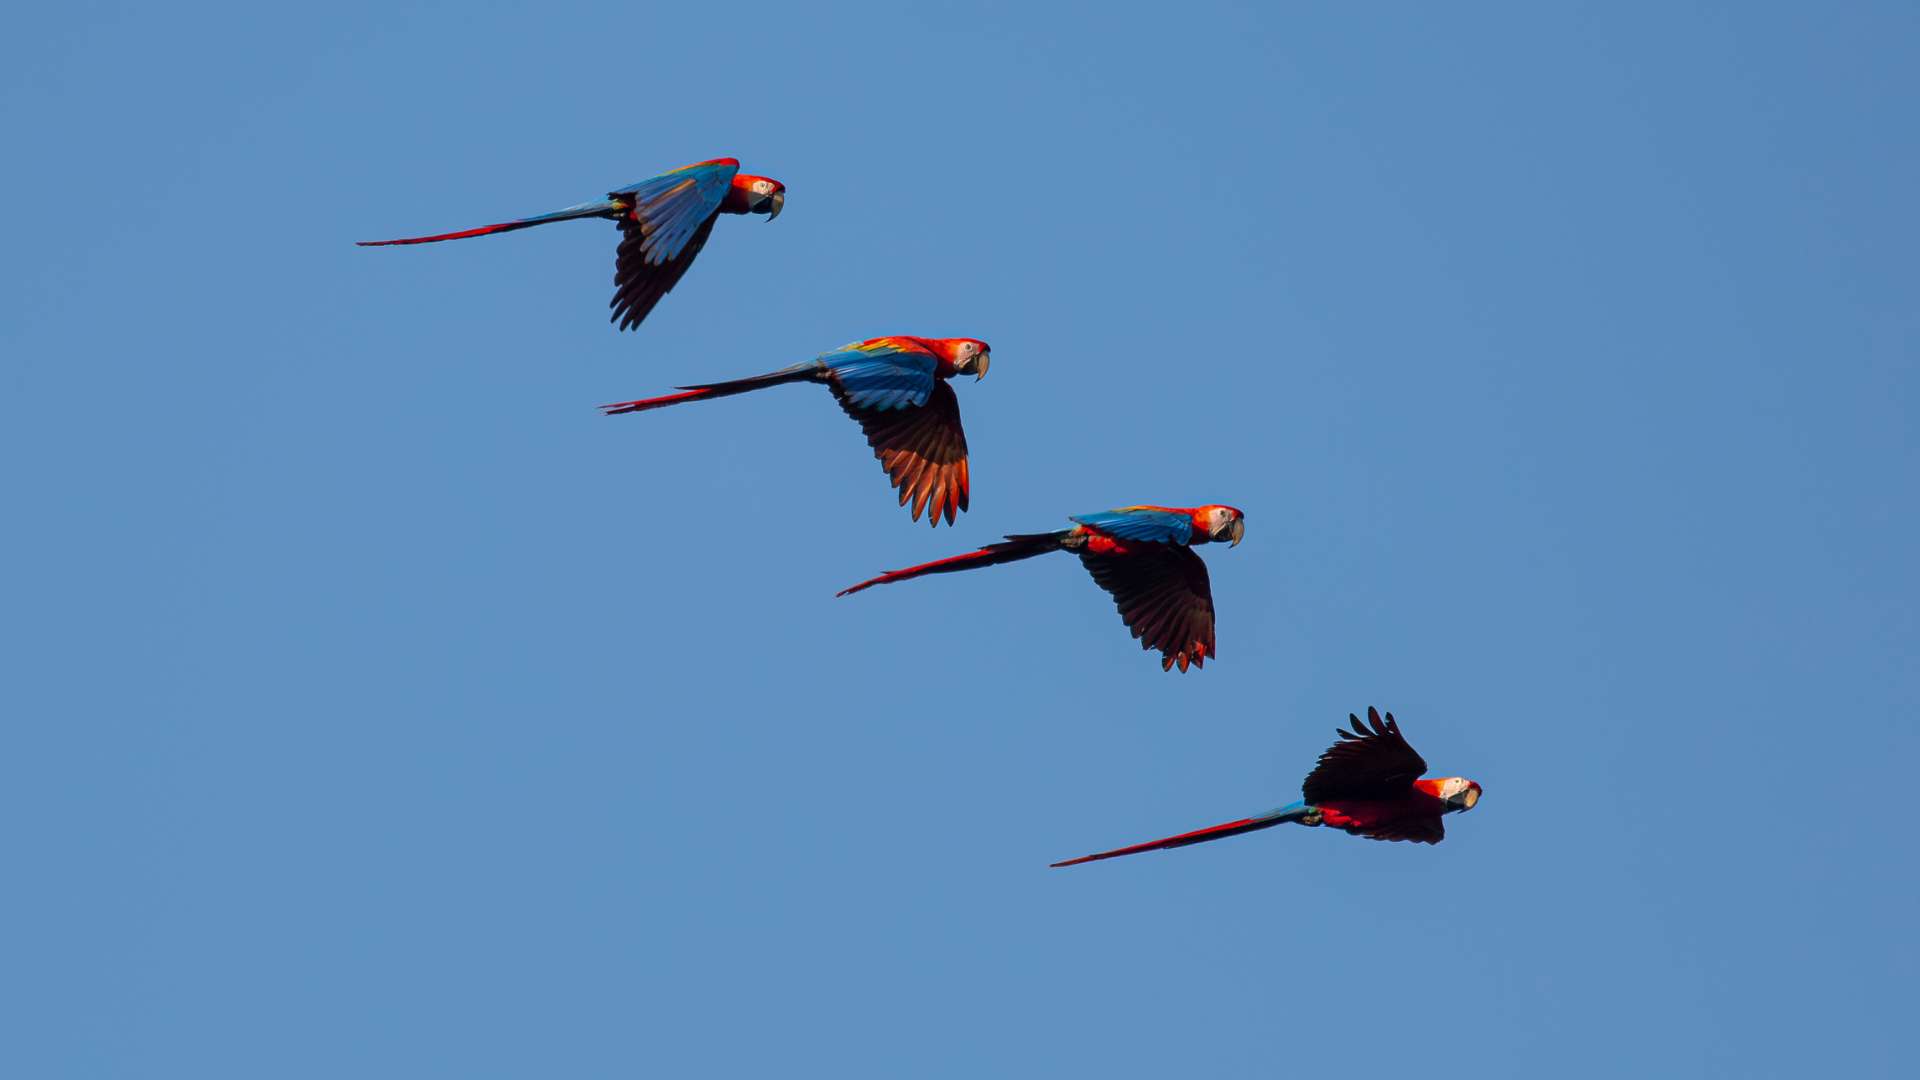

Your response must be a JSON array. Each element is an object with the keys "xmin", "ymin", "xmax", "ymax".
[
  {"xmin": 974, "ymin": 351, "xmax": 989, "ymax": 380},
  {"xmin": 1448, "ymin": 784, "xmax": 1481, "ymax": 812},
  {"xmin": 1226, "ymin": 517, "xmax": 1245, "ymax": 546},
  {"xmin": 765, "ymin": 190, "xmax": 784, "ymax": 220}
]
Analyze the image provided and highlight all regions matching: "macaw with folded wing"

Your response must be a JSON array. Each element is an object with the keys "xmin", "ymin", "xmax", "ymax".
[
  {"xmin": 1052, "ymin": 708, "xmax": 1482, "ymax": 866},
  {"xmin": 837, "ymin": 505, "xmax": 1245, "ymax": 671},
  {"xmin": 359, "ymin": 157, "xmax": 783, "ymax": 332},
  {"xmin": 600, "ymin": 336, "xmax": 991, "ymax": 525}
]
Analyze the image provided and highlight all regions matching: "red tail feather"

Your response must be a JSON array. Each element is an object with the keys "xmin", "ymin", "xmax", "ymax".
[
  {"xmin": 836, "ymin": 532, "xmax": 1067, "ymax": 597},
  {"xmin": 600, "ymin": 389, "xmax": 715, "ymax": 415},
  {"xmin": 356, "ymin": 222, "xmax": 524, "ymax": 246},
  {"xmin": 1050, "ymin": 806, "xmax": 1308, "ymax": 867},
  {"xmin": 358, "ymin": 198, "xmax": 625, "ymax": 246},
  {"xmin": 601, "ymin": 365, "xmax": 819, "ymax": 416}
]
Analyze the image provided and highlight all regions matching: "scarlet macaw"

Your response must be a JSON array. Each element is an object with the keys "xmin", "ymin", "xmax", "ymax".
[
  {"xmin": 837, "ymin": 505, "xmax": 1245, "ymax": 671},
  {"xmin": 1052, "ymin": 708, "xmax": 1482, "ymax": 866},
  {"xmin": 358, "ymin": 157, "xmax": 784, "ymax": 332},
  {"xmin": 600, "ymin": 336, "xmax": 991, "ymax": 526}
]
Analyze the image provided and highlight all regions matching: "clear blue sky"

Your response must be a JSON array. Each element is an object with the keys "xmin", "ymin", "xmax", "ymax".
[{"xmin": 5, "ymin": 2, "xmax": 1915, "ymax": 1076}]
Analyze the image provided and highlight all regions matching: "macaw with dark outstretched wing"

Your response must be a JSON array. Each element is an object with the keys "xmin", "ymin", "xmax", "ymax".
[
  {"xmin": 837, "ymin": 505, "xmax": 1245, "ymax": 671},
  {"xmin": 600, "ymin": 336, "xmax": 991, "ymax": 525},
  {"xmin": 359, "ymin": 157, "xmax": 783, "ymax": 332},
  {"xmin": 1052, "ymin": 708, "xmax": 1483, "ymax": 866}
]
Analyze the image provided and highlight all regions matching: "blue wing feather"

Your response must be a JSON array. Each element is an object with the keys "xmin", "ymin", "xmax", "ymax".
[
  {"xmin": 1069, "ymin": 509, "xmax": 1194, "ymax": 545},
  {"xmin": 612, "ymin": 160, "xmax": 739, "ymax": 265},
  {"xmin": 821, "ymin": 344, "xmax": 937, "ymax": 412}
]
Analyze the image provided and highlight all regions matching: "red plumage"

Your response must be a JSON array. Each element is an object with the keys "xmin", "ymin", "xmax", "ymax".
[{"xmin": 838, "ymin": 505, "xmax": 1243, "ymax": 671}]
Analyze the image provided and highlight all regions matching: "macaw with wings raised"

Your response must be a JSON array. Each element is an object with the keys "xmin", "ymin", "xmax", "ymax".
[{"xmin": 1052, "ymin": 708, "xmax": 1483, "ymax": 866}]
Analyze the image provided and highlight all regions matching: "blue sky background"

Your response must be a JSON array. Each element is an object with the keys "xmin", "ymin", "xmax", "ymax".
[{"xmin": 5, "ymin": 2, "xmax": 1916, "ymax": 1075}]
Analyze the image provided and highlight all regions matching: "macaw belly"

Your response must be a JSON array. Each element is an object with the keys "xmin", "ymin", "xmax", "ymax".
[{"xmin": 1315, "ymin": 792, "xmax": 1445, "ymax": 831}]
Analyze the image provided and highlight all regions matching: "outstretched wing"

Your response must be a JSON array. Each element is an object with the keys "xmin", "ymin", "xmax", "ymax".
[
  {"xmin": 1078, "ymin": 545, "xmax": 1215, "ymax": 672},
  {"xmin": 832, "ymin": 380, "xmax": 969, "ymax": 526},
  {"xmin": 608, "ymin": 159, "xmax": 740, "ymax": 331},
  {"xmin": 1301, "ymin": 707, "xmax": 1429, "ymax": 805},
  {"xmin": 611, "ymin": 159, "xmax": 739, "ymax": 264},
  {"xmin": 1069, "ymin": 507, "xmax": 1193, "ymax": 545},
  {"xmin": 819, "ymin": 340, "xmax": 939, "ymax": 410},
  {"xmin": 1051, "ymin": 804, "xmax": 1310, "ymax": 867}
]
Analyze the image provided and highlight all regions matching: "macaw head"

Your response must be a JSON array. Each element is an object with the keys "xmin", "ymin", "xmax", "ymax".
[
  {"xmin": 1198, "ymin": 505, "xmax": 1246, "ymax": 546},
  {"xmin": 1435, "ymin": 776, "xmax": 1483, "ymax": 813},
  {"xmin": 944, "ymin": 338, "xmax": 991, "ymax": 381},
  {"xmin": 733, "ymin": 174, "xmax": 786, "ymax": 220}
]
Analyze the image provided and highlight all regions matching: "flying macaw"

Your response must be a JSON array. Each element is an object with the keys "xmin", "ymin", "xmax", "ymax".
[
  {"xmin": 600, "ymin": 336, "xmax": 992, "ymax": 526},
  {"xmin": 837, "ymin": 505, "xmax": 1245, "ymax": 671},
  {"xmin": 358, "ymin": 157, "xmax": 784, "ymax": 332},
  {"xmin": 1052, "ymin": 708, "xmax": 1482, "ymax": 867}
]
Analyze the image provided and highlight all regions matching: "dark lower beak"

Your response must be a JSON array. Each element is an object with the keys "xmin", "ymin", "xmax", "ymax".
[{"xmin": 764, "ymin": 191, "xmax": 784, "ymax": 220}]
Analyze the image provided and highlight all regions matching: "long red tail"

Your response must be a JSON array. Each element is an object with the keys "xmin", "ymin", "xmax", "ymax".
[
  {"xmin": 1050, "ymin": 804, "xmax": 1311, "ymax": 867},
  {"xmin": 357, "ymin": 198, "xmax": 625, "ymax": 246},
  {"xmin": 835, "ymin": 532, "xmax": 1068, "ymax": 597},
  {"xmin": 601, "ymin": 364, "xmax": 819, "ymax": 416},
  {"xmin": 600, "ymin": 387, "xmax": 724, "ymax": 415}
]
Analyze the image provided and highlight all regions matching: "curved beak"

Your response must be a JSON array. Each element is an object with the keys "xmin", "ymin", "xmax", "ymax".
[
  {"xmin": 974, "ymin": 351, "xmax": 990, "ymax": 381},
  {"xmin": 1447, "ymin": 784, "xmax": 1481, "ymax": 812},
  {"xmin": 1227, "ymin": 517, "xmax": 1245, "ymax": 546},
  {"xmin": 765, "ymin": 190, "xmax": 784, "ymax": 221}
]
